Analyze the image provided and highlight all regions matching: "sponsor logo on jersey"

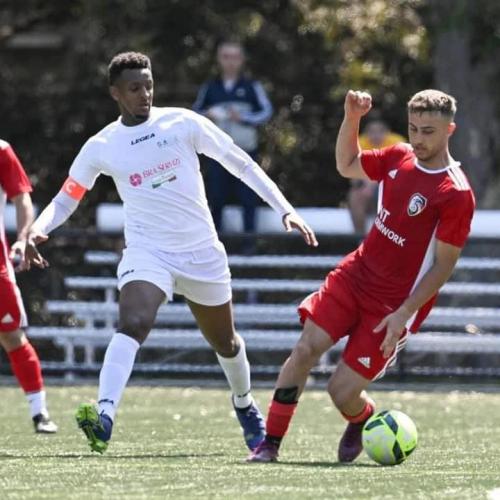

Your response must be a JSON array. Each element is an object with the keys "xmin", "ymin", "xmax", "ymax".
[
  {"xmin": 129, "ymin": 173, "xmax": 142, "ymax": 187},
  {"xmin": 236, "ymin": 88, "xmax": 246, "ymax": 97},
  {"xmin": 358, "ymin": 357, "xmax": 371, "ymax": 368},
  {"xmin": 374, "ymin": 207, "xmax": 406, "ymax": 247},
  {"xmin": 407, "ymin": 193, "xmax": 427, "ymax": 216},
  {"xmin": 388, "ymin": 169, "xmax": 398, "ymax": 179},
  {"xmin": 157, "ymin": 139, "xmax": 169, "ymax": 149},
  {"xmin": 129, "ymin": 158, "xmax": 181, "ymax": 188},
  {"xmin": 130, "ymin": 133, "xmax": 155, "ymax": 146}
]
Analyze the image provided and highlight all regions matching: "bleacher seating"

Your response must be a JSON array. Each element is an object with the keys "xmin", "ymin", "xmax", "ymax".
[{"xmin": 23, "ymin": 204, "xmax": 500, "ymax": 378}]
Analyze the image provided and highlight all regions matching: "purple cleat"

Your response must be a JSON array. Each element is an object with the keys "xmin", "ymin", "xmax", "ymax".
[
  {"xmin": 247, "ymin": 439, "xmax": 279, "ymax": 463},
  {"xmin": 338, "ymin": 422, "xmax": 364, "ymax": 463}
]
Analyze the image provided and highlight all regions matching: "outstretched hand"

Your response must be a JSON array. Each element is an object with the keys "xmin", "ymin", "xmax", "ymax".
[
  {"xmin": 9, "ymin": 240, "xmax": 29, "ymax": 272},
  {"xmin": 25, "ymin": 227, "xmax": 50, "ymax": 270},
  {"xmin": 373, "ymin": 306, "xmax": 411, "ymax": 358},
  {"xmin": 282, "ymin": 212, "xmax": 318, "ymax": 247}
]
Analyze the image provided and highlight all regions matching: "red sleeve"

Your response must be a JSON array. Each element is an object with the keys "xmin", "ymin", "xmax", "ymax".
[
  {"xmin": 0, "ymin": 143, "xmax": 32, "ymax": 199},
  {"xmin": 436, "ymin": 189, "xmax": 475, "ymax": 248},
  {"xmin": 360, "ymin": 143, "xmax": 409, "ymax": 182}
]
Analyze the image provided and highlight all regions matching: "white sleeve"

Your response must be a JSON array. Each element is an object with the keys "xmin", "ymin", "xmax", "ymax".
[
  {"xmin": 32, "ymin": 138, "xmax": 102, "ymax": 235},
  {"xmin": 190, "ymin": 110, "xmax": 234, "ymax": 162},
  {"xmin": 223, "ymin": 146, "xmax": 295, "ymax": 217},
  {"xmin": 68, "ymin": 137, "xmax": 102, "ymax": 189},
  {"xmin": 189, "ymin": 110, "xmax": 295, "ymax": 217},
  {"xmin": 32, "ymin": 191, "xmax": 79, "ymax": 235}
]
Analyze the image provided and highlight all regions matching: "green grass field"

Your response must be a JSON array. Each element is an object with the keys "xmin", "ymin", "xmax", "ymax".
[{"xmin": 1, "ymin": 385, "xmax": 499, "ymax": 499}]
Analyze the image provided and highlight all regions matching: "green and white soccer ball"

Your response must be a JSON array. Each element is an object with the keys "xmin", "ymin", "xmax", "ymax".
[{"xmin": 362, "ymin": 410, "xmax": 418, "ymax": 465}]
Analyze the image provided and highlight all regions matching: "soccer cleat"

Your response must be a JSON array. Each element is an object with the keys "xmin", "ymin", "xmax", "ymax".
[
  {"xmin": 338, "ymin": 422, "xmax": 364, "ymax": 463},
  {"xmin": 233, "ymin": 399, "xmax": 266, "ymax": 451},
  {"xmin": 75, "ymin": 403, "xmax": 113, "ymax": 454},
  {"xmin": 33, "ymin": 413, "xmax": 58, "ymax": 434},
  {"xmin": 246, "ymin": 439, "xmax": 279, "ymax": 463}
]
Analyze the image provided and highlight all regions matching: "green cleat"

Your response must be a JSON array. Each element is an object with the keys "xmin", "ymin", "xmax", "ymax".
[{"xmin": 75, "ymin": 403, "xmax": 113, "ymax": 454}]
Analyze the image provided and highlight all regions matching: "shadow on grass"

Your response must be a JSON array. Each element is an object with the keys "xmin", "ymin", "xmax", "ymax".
[
  {"xmin": 0, "ymin": 452, "xmax": 225, "ymax": 460},
  {"xmin": 275, "ymin": 460, "xmax": 380, "ymax": 469}
]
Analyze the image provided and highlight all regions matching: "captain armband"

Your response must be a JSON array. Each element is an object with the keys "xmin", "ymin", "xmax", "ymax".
[{"xmin": 61, "ymin": 176, "xmax": 87, "ymax": 201}]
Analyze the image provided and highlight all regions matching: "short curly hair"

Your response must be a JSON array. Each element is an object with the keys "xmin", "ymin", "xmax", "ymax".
[
  {"xmin": 108, "ymin": 51, "xmax": 151, "ymax": 85},
  {"xmin": 408, "ymin": 89, "xmax": 457, "ymax": 120}
]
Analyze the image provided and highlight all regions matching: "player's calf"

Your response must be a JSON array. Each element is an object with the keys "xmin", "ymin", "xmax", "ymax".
[
  {"xmin": 4, "ymin": 337, "xmax": 58, "ymax": 433},
  {"xmin": 247, "ymin": 386, "xmax": 298, "ymax": 463},
  {"xmin": 327, "ymin": 362, "xmax": 374, "ymax": 463}
]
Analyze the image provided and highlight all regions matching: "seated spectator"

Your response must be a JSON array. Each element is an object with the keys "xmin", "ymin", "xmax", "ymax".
[{"xmin": 347, "ymin": 117, "xmax": 405, "ymax": 234}]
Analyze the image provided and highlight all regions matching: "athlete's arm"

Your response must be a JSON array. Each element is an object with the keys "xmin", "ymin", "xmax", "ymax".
[
  {"xmin": 9, "ymin": 192, "xmax": 34, "ymax": 271},
  {"xmin": 25, "ymin": 178, "xmax": 86, "ymax": 269},
  {"xmin": 222, "ymin": 146, "xmax": 317, "ymax": 246},
  {"xmin": 374, "ymin": 240, "xmax": 462, "ymax": 358},
  {"xmin": 335, "ymin": 90, "xmax": 372, "ymax": 180},
  {"xmin": 190, "ymin": 111, "xmax": 317, "ymax": 246}
]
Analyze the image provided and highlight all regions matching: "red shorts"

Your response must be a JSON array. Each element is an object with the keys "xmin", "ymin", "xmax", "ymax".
[
  {"xmin": 298, "ymin": 270, "xmax": 408, "ymax": 380},
  {"xmin": 0, "ymin": 273, "xmax": 28, "ymax": 333}
]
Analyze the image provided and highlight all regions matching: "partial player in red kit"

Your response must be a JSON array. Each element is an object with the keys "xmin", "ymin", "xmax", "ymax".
[
  {"xmin": 0, "ymin": 140, "xmax": 57, "ymax": 433},
  {"xmin": 248, "ymin": 89, "xmax": 475, "ymax": 462}
]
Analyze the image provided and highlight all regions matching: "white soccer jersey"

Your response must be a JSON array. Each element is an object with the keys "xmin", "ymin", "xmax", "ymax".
[{"xmin": 67, "ymin": 107, "xmax": 292, "ymax": 252}]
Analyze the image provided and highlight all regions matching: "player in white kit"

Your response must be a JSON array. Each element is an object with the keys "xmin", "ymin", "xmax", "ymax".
[{"xmin": 25, "ymin": 52, "xmax": 317, "ymax": 453}]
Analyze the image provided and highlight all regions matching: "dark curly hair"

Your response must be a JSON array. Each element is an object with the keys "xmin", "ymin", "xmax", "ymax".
[{"xmin": 108, "ymin": 51, "xmax": 151, "ymax": 85}]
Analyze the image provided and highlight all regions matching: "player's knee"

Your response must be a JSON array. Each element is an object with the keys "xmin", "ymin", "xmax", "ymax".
[
  {"xmin": 292, "ymin": 338, "xmax": 322, "ymax": 367},
  {"xmin": 328, "ymin": 378, "xmax": 359, "ymax": 411},
  {"xmin": 0, "ymin": 329, "xmax": 26, "ymax": 352},
  {"xmin": 119, "ymin": 313, "xmax": 154, "ymax": 343},
  {"xmin": 211, "ymin": 333, "xmax": 238, "ymax": 358}
]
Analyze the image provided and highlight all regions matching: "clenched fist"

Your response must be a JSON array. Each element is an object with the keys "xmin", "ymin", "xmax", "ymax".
[{"xmin": 344, "ymin": 90, "xmax": 372, "ymax": 119}]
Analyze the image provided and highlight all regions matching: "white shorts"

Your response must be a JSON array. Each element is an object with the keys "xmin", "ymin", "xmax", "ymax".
[{"xmin": 116, "ymin": 241, "xmax": 232, "ymax": 306}]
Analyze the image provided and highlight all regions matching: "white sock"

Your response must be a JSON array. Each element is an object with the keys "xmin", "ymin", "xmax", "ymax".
[
  {"xmin": 27, "ymin": 390, "xmax": 47, "ymax": 418},
  {"xmin": 98, "ymin": 332, "xmax": 140, "ymax": 421},
  {"xmin": 216, "ymin": 333, "xmax": 253, "ymax": 409}
]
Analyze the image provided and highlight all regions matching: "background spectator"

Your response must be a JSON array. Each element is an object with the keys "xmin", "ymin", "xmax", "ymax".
[
  {"xmin": 193, "ymin": 39, "xmax": 273, "ymax": 238},
  {"xmin": 347, "ymin": 117, "xmax": 406, "ymax": 234}
]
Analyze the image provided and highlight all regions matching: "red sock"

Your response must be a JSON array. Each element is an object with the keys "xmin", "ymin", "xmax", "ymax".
[
  {"xmin": 266, "ymin": 400, "xmax": 298, "ymax": 444},
  {"xmin": 341, "ymin": 401, "xmax": 375, "ymax": 424},
  {"xmin": 8, "ymin": 342, "xmax": 44, "ymax": 393}
]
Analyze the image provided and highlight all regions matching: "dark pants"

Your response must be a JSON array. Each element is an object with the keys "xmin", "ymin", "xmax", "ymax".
[{"xmin": 205, "ymin": 150, "xmax": 259, "ymax": 233}]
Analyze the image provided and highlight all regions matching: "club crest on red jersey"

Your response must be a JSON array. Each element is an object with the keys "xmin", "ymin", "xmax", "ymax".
[{"xmin": 408, "ymin": 193, "xmax": 427, "ymax": 216}]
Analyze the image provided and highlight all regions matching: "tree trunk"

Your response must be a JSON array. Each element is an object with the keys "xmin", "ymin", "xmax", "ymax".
[{"xmin": 428, "ymin": 0, "xmax": 498, "ymax": 204}]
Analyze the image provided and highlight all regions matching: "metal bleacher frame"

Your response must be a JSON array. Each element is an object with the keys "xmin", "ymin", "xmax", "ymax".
[{"xmin": 30, "ymin": 253, "xmax": 500, "ymax": 378}]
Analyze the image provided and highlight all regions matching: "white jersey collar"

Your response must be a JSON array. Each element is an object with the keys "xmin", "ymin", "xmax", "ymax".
[{"xmin": 414, "ymin": 158, "xmax": 461, "ymax": 174}]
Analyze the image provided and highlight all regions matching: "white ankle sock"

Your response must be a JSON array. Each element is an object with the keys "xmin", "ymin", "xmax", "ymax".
[
  {"xmin": 27, "ymin": 390, "xmax": 47, "ymax": 418},
  {"xmin": 98, "ymin": 332, "xmax": 140, "ymax": 421},
  {"xmin": 216, "ymin": 334, "xmax": 253, "ymax": 409}
]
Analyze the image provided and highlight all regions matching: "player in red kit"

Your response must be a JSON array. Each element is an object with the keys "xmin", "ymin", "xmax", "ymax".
[
  {"xmin": 248, "ymin": 89, "xmax": 475, "ymax": 463},
  {"xmin": 0, "ymin": 140, "xmax": 57, "ymax": 433}
]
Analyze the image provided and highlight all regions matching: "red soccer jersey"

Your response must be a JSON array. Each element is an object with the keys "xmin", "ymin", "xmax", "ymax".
[
  {"xmin": 337, "ymin": 143, "xmax": 475, "ymax": 332},
  {"xmin": 0, "ymin": 140, "xmax": 32, "ymax": 276}
]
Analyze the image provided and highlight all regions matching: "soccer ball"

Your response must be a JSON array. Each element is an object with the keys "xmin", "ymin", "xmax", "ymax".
[{"xmin": 362, "ymin": 410, "xmax": 418, "ymax": 465}]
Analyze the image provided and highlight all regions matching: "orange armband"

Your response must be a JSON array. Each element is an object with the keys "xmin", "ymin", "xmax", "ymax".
[{"xmin": 61, "ymin": 176, "xmax": 87, "ymax": 201}]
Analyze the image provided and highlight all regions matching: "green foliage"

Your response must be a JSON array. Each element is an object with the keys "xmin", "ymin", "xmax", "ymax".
[
  {"xmin": 1, "ymin": 386, "xmax": 500, "ymax": 498},
  {"xmin": 1, "ymin": 0, "xmax": 430, "ymax": 217}
]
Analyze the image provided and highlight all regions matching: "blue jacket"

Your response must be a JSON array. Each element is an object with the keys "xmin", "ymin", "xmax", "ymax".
[{"xmin": 193, "ymin": 76, "xmax": 273, "ymax": 151}]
